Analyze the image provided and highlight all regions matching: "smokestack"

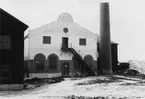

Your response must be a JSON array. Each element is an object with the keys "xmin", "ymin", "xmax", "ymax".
[{"xmin": 99, "ymin": 2, "xmax": 112, "ymax": 74}]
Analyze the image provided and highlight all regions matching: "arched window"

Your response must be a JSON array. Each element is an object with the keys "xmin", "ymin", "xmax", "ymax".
[
  {"xmin": 34, "ymin": 53, "xmax": 46, "ymax": 71},
  {"xmin": 48, "ymin": 54, "xmax": 58, "ymax": 69},
  {"xmin": 84, "ymin": 55, "xmax": 94, "ymax": 68}
]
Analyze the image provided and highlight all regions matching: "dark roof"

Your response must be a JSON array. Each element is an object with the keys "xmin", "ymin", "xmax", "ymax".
[
  {"xmin": 96, "ymin": 34, "xmax": 118, "ymax": 44},
  {"xmin": 0, "ymin": 8, "xmax": 28, "ymax": 31},
  {"xmin": 97, "ymin": 41, "xmax": 118, "ymax": 45},
  {"xmin": 97, "ymin": 35, "xmax": 118, "ymax": 44}
]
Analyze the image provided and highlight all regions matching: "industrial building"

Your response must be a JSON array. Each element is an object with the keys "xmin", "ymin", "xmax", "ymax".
[
  {"xmin": 0, "ymin": 2, "xmax": 118, "ymax": 89},
  {"xmin": 25, "ymin": 13, "xmax": 98, "ymax": 78},
  {"xmin": 25, "ymin": 3, "xmax": 118, "ymax": 78}
]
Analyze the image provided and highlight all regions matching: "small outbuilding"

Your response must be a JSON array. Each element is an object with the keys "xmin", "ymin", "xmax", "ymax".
[
  {"xmin": 0, "ymin": 8, "xmax": 28, "ymax": 89},
  {"xmin": 111, "ymin": 41, "xmax": 119, "ymax": 71},
  {"xmin": 97, "ymin": 41, "xmax": 119, "ymax": 74}
]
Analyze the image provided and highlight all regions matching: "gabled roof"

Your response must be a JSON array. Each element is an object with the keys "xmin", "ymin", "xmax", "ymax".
[
  {"xmin": 27, "ymin": 12, "xmax": 118, "ymax": 44},
  {"xmin": 0, "ymin": 8, "xmax": 28, "ymax": 31},
  {"xmin": 29, "ymin": 13, "xmax": 97, "ymax": 38}
]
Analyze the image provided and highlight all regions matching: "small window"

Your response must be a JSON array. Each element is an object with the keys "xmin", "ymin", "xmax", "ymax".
[
  {"xmin": 63, "ymin": 27, "xmax": 68, "ymax": 33},
  {"xmin": 0, "ymin": 35, "xmax": 11, "ymax": 50},
  {"xmin": 0, "ymin": 65, "xmax": 11, "ymax": 79},
  {"xmin": 79, "ymin": 38, "xmax": 86, "ymax": 46},
  {"xmin": 43, "ymin": 36, "xmax": 51, "ymax": 44},
  {"xmin": 0, "ymin": 71, "xmax": 11, "ymax": 79}
]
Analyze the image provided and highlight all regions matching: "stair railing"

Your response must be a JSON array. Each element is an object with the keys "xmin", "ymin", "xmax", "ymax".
[
  {"xmin": 70, "ymin": 43, "xmax": 84, "ymax": 58},
  {"xmin": 70, "ymin": 43, "xmax": 95, "ymax": 76}
]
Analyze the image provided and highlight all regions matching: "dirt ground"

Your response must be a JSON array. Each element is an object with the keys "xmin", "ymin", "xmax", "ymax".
[{"xmin": 0, "ymin": 75, "xmax": 145, "ymax": 99}]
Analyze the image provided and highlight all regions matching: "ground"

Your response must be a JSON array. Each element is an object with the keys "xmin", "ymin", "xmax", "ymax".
[{"xmin": 0, "ymin": 75, "xmax": 145, "ymax": 99}]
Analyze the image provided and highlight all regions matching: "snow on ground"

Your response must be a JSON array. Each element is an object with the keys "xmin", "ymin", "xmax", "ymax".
[
  {"xmin": 0, "ymin": 75, "xmax": 145, "ymax": 99},
  {"xmin": 129, "ymin": 60, "xmax": 145, "ymax": 74}
]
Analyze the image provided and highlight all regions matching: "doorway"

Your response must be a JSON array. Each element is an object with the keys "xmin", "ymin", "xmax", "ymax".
[
  {"xmin": 61, "ymin": 62, "xmax": 69, "ymax": 76},
  {"xmin": 62, "ymin": 37, "xmax": 68, "ymax": 49}
]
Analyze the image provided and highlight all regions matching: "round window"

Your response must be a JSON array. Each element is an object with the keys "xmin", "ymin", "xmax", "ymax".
[{"xmin": 63, "ymin": 27, "xmax": 68, "ymax": 33}]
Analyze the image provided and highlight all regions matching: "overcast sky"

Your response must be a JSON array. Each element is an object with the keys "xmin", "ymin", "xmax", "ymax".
[{"xmin": 1, "ymin": 0, "xmax": 145, "ymax": 62}]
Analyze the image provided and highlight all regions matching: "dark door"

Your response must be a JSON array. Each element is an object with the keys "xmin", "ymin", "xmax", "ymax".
[
  {"xmin": 62, "ymin": 37, "xmax": 68, "ymax": 49},
  {"xmin": 61, "ymin": 62, "xmax": 69, "ymax": 76}
]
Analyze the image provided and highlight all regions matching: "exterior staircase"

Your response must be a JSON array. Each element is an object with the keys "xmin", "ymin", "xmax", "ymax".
[{"xmin": 61, "ymin": 44, "xmax": 95, "ymax": 76}]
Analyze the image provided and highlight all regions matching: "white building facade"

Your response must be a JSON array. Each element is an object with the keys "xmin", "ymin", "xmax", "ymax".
[{"xmin": 26, "ymin": 13, "xmax": 98, "ymax": 78}]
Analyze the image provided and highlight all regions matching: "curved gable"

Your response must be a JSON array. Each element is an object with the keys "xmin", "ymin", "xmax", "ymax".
[{"xmin": 29, "ymin": 13, "xmax": 98, "ymax": 42}]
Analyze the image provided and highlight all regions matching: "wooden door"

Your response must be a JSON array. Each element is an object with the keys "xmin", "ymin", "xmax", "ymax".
[{"xmin": 61, "ymin": 62, "xmax": 69, "ymax": 76}]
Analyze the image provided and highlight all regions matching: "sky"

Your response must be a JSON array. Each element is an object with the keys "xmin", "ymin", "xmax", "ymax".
[{"xmin": 1, "ymin": 0, "xmax": 145, "ymax": 62}]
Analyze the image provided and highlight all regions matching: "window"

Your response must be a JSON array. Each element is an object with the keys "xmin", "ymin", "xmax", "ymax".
[
  {"xmin": 0, "ymin": 65, "xmax": 11, "ymax": 79},
  {"xmin": 43, "ymin": 36, "xmax": 51, "ymax": 44},
  {"xmin": 48, "ymin": 54, "xmax": 58, "ymax": 69},
  {"xmin": 84, "ymin": 55, "xmax": 93, "ymax": 68},
  {"xmin": 62, "ymin": 37, "xmax": 68, "ymax": 49},
  {"xmin": 0, "ymin": 35, "xmax": 11, "ymax": 50},
  {"xmin": 63, "ymin": 27, "xmax": 68, "ymax": 33},
  {"xmin": 34, "ymin": 53, "xmax": 45, "ymax": 71},
  {"xmin": 79, "ymin": 38, "xmax": 86, "ymax": 46}
]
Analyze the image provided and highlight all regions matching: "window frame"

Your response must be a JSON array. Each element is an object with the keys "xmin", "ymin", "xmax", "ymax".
[
  {"xmin": 49, "ymin": 56, "xmax": 57, "ymax": 69},
  {"xmin": 63, "ymin": 27, "xmax": 68, "ymax": 33},
  {"xmin": 0, "ymin": 64, "xmax": 11, "ymax": 79},
  {"xmin": 34, "ymin": 53, "xmax": 46, "ymax": 72},
  {"xmin": 0, "ymin": 35, "xmax": 12, "ymax": 50},
  {"xmin": 48, "ymin": 54, "xmax": 58, "ymax": 70},
  {"xmin": 43, "ymin": 36, "xmax": 51, "ymax": 44},
  {"xmin": 79, "ymin": 38, "xmax": 86, "ymax": 46}
]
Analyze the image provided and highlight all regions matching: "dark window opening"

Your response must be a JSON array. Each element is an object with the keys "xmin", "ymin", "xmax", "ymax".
[
  {"xmin": 84, "ymin": 55, "xmax": 93, "ymax": 68},
  {"xmin": 0, "ymin": 71, "xmax": 10, "ymax": 78},
  {"xmin": 62, "ymin": 37, "xmax": 68, "ymax": 49},
  {"xmin": 63, "ymin": 27, "xmax": 68, "ymax": 33},
  {"xmin": 0, "ymin": 65, "xmax": 11, "ymax": 79},
  {"xmin": 0, "ymin": 35, "xmax": 11, "ymax": 50},
  {"xmin": 79, "ymin": 38, "xmax": 86, "ymax": 46},
  {"xmin": 49, "ymin": 54, "xmax": 58, "ymax": 69},
  {"xmin": 43, "ymin": 36, "xmax": 51, "ymax": 44},
  {"xmin": 34, "ymin": 54, "xmax": 45, "ymax": 71}
]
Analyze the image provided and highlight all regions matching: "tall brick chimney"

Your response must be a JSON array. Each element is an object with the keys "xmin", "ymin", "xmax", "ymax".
[{"xmin": 99, "ymin": 2, "xmax": 112, "ymax": 74}]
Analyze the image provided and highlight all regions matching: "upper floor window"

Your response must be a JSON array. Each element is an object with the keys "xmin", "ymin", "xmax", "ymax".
[
  {"xmin": 43, "ymin": 36, "xmax": 51, "ymax": 44},
  {"xmin": 79, "ymin": 38, "xmax": 86, "ymax": 46},
  {"xmin": 63, "ymin": 27, "xmax": 68, "ymax": 33},
  {"xmin": 0, "ymin": 35, "xmax": 11, "ymax": 50}
]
